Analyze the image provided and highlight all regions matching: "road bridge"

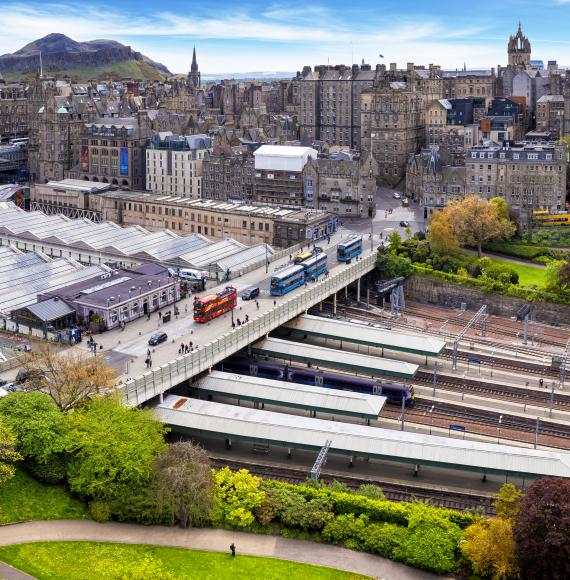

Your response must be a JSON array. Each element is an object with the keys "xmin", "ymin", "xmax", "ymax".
[{"xmin": 119, "ymin": 246, "xmax": 377, "ymax": 406}]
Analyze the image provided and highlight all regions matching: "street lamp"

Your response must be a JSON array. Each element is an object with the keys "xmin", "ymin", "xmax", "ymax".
[
  {"xmin": 497, "ymin": 415, "xmax": 503, "ymax": 444},
  {"xmin": 432, "ymin": 362, "xmax": 440, "ymax": 397},
  {"xmin": 429, "ymin": 405, "xmax": 434, "ymax": 435}
]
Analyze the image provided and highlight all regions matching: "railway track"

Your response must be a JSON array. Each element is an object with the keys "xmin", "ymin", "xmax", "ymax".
[
  {"xmin": 415, "ymin": 369, "xmax": 570, "ymax": 409},
  {"xmin": 210, "ymin": 456, "xmax": 496, "ymax": 515}
]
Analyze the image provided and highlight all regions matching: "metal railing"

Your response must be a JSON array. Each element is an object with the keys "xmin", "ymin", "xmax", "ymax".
[{"xmin": 119, "ymin": 252, "xmax": 376, "ymax": 406}]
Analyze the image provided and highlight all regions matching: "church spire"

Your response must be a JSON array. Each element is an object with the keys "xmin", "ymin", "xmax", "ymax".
[
  {"xmin": 192, "ymin": 46, "xmax": 197, "ymax": 68},
  {"xmin": 188, "ymin": 46, "xmax": 201, "ymax": 89}
]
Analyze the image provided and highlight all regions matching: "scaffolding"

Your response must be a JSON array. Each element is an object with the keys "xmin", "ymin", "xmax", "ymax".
[
  {"xmin": 452, "ymin": 305, "xmax": 488, "ymax": 370},
  {"xmin": 310, "ymin": 439, "xmax": 332, "ymax": 480}
]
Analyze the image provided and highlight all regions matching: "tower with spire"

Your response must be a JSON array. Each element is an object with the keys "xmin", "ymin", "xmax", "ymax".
[
  {"xmin": 188, "ymin": 46, "xmax": 201, "ymax": 89},
  {"xmin": 508, "ymin": 22, "xmax": 531, "ymax": 68}
]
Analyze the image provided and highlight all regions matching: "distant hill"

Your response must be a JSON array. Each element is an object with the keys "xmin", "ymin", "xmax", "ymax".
[{"xmin": 0, "ymin": 33, "xmax": 172, "ymax": 81}]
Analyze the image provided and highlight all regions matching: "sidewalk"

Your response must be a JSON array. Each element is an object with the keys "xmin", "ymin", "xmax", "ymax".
[{"xmin": 0, "ymin": 520, "xmax": 448, "ymax": 580}]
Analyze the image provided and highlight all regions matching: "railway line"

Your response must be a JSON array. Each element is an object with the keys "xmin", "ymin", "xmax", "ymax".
[{"xmin": 210, "ymin": 457, "xmax": 496, "ymax": 515}]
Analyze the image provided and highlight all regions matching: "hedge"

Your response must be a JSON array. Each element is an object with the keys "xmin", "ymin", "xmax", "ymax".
[
  {"xmin": 483, "ymin": 242, "xmax": 550, "ymax": 260},
  {"xmin": 412, "ymin": 265, "xmax": 570, "ymax": 305}
]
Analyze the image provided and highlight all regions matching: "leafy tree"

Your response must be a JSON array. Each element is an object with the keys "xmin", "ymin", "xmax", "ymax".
[
  {"xmin": 494, "ymin": 483, "xmax": 524, "ymax": 521},
  {"xmin": 461, "ymin": 518, "xmax": 519, "ymax": 580},
  {"xmin": 545, "ymin": 259, "xmax": 570, "ymax": 292},
  {"xmin": 0, "ymin": 392, "xmax": 67, "ymax": 464},
  {"xmin": 427, "ymin": 211, "xmax": 459, "ymax": 254},
  {"xmin": 0, "ymin": 417, "xmax": 22, "ymax": 484},
  {"xmin": 155, "ymin": 441, "xmax": 214, "ymax": 528},
  {"xmin": 65, "ymin": 397, "xmax": 167, "ymax": 499},
  {"xmin": 513, "ymin": 476, "xmax": 570, "ymax": 580},
  {"xmin": 442, "ymin": 196, "xmax": 515, "ymax": 257},
  {"xmin": 376, "ymin": 252, "xmax": 413, "ymax": 279},
  {"xmin": 386, "ymin": 230, "xmax": 402, "ymax": 252},
  {"xmin": 404, "ymin": 225, "xmax": 413, "ymax": 240},
  {"xmin": 490, "ymin": 197, "xmax": 510, "ymax": 221},
  {"xmin": 212, "ymin": 467, "xmax": 265, "ymax": 528},
  {"xmin": 21, "ymin": 349, "xmax": 116, "ymax": 411}
]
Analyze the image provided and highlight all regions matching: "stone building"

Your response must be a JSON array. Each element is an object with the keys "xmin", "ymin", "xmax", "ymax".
[
  {"xmin": 536, "ymin": 95, "xmax": 565, "ymax": 137},
  {"xmin": 96, "ymin": 190, "xmax": 337, "ymax": 248},
  {"xmin": 146, "ymin": 133, "xmax": 212, "ymax": 198},
  {"xmin": 69, "ymin": 116, "xmax": 150, "ymax": 189},
  {"xmin": 465, "ymin": 140, "xmax": 567, "ymax": 217},
  {"xmin": 406, "ymin": 147, "xmax": 466, "ymax": 211},
  {"xmin": 202, "ymin": 154, "xmax": 255, "ymax": 201},
  {"xmin": 187, "ymin": 47, "xmax": 201, "ymax": 89},
  {"xmin": 442, "ymin": 70, "xmax": 496, "ymax": 99},
  {"xmin": 360, "ymin": 80, "xmax": 423, "ymax": 184},
  {"xmin": 0, "ymin": 81, "xmax": 28, "ymax": 143},
  {"xmin": 508, "ymin": 23, "xmax": 531, "ymax": 68}
]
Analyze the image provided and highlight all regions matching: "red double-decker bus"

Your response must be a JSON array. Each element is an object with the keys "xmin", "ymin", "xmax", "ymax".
[{"xmin": 193, "ymin": 286, "xmax": 237, "ymax": 323}]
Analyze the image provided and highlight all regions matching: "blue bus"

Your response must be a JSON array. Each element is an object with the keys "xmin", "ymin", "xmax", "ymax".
[
  {"xmin": 300, "ymin": 253, "xmax": 328, "ymax": 280},
  {"xmin": 270, "ymin": 265, "xmax": 305, "ymax": 296},
  {"xmin": 337, "ymin": 235, "xmax": 363, "ymax": 262}
]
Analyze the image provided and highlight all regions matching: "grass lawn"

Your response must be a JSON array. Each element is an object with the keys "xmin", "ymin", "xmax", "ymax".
[
  {"xmin": 0, "ymin": 469, "xmax": 89, "ymax": 524},
  {"xmin": 0, "ymin": 542, "xmax": 370, "ymax": 580},
  {"xmin": 488, "ymin": 257, "xmax": 547, "ymax": 287}
]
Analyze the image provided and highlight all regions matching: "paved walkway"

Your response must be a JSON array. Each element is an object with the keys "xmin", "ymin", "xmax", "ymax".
[
  {"xmin": 0, "ymin": 561, "xmax": 35, "ymax": 580},
  {"xmin": 0, "ymin": 520, "xmax": 449, "ymax": 580}
]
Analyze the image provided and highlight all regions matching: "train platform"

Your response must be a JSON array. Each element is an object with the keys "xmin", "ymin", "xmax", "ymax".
[
  {"xmin": 155, "ymin": 395, "xmax": 570, "ymax": 479},
  {"xmin": 281, "ymin": 314, "xmax": 446, "ymax": 358},
  {"xmin": 250, "ymin": 337, "xmax": 419, "ymax": 379},
  {"xmin": 191, "ymin": 370, "xmax": 387, "ymax": 421}
]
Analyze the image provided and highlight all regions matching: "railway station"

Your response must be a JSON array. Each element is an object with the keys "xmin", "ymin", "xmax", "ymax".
[
  {"xmin": 281, "ymin": 314, "xmax": 446, "ymax": 360},
  {"xmin": 250, "ymin": 337, "xmax": 419, "ymax": 379},
  {"xmin": 190, "ymin": 370, "xmax": 387, "ymax": 422},
  {"xmin": 155, "ymin": 395, "xmax": 570, "ymax": 480}
]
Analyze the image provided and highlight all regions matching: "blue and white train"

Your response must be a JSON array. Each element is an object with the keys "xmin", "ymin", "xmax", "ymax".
[{"xmin": 337, "ymin": 235, "xmax": 363, "ymax": 262}]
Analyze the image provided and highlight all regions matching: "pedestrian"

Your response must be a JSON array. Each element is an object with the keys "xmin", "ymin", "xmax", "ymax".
[
  {"xmin": 273, "ymin": 299, "xmax": 276, "ymax": 306},
  {"xmin": 539, "ymin": 378, "xmax": 544, "ymax": 387},
  {"xmin": 189, "ymin": 341, "xmax": 193, "ymax": 350},
  {"xmin": 236, "ymin": 318, "xmax": 241, "ymax": 326},
  {"xmin": 147, "ymin": 348, "xmax": 151, "ymax": 358},
  {"xmin": 148, "ymin": 357, "xmax": 152, "ymax": 369},
  {"xmin": 230, "ymin": 543, "xmax": 236, "ymax": 557},
  {"xmin": 158, "ymin": 310, "xmax": 162, "ymax": 321},
  {"xmin": 232, "ymin": 321, "xmax": 236, "ymax": 329},
  {"xmin": 245, "ymin": 314, "xmax": 249, "ymax": 323},
  {"xmin": 185, "ymin": 303, "xmax": 188, "ymax": 313},
  {"xmin": 178, "ymin": 346, "xmax": 182, "ymax": 354},
  {"xmin": 256, "ymin": 300, "xmax": 259, "ymax": 310}
]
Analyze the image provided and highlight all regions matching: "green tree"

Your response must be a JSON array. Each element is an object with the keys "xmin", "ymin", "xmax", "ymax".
[
  {"xmin": 376, "ymin": 253, "xmax": 413, "ymax": 279},
  {"xmin": 490, "ymin": 197, "xmax": 510, "ymax": 221},
  {"xmin": 65, "ymin": 397, "xmax": 168, "ymax": 499},
  {"xmin": 0, "ymin": 392, "xmax": 67, "ymax": 464},
  {"xmin": 494, "ymin": 483, "xmax": 524, "ymax": 521},
  {"xmin": 442, "ymin": 196, "xmax": 515, "ymax": 256},
  {"xmin": 212, "ymin": 467, "xmax": 265, "ymax": 528},
  {"xmin": 155, "ymin": 441, "xmax": 215, "ymax": 528},
  {"xmin": 386, "ymin": 230, "xmax": 402, "ymax": 253},
  {"xmin": 461, "ymin": 518, "xmax": 520, "ymax": 580},
  {"xmin": 357, "ymin": 484, "xmax": 386, "ymax": 501},
  {"xmin": 545, "ymin": 259, "xmax": 569, "ymax": 292},
  {"xmin": 0, "ymin": 416, "xmax": 22, "ymax": 485}
]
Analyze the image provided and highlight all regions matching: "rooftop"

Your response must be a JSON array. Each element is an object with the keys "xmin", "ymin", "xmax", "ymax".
[
  {"xmin": 254, "ymin": 145, "xmax": 318, "ymax": 159},
  {"xmin": 42, "ymin": 179, "xmax": 111, "ymax": 193}
]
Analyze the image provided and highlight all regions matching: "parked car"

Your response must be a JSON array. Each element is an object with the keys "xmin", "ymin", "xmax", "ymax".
[
  {"xmin": 242, "ymin": 287, "xmax": 260, "ymax": 300},
  {"xmin": 393, "ymin": 192, "xmax": 401, "ymax": 199},
  {"xmin": 399, "ymin": 220, "xmax": 410, "ymax": 227},
  {"xmin": 148, "ymin": 331, "xmax": 168, "ymax": 346}
]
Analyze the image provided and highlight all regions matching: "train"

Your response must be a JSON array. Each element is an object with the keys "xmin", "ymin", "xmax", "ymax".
[
  {"xmin": 337, "ymin": 235, "xmax": 363, "ymax": 262},
  {"xmin": 193, "ymin": 286, "xmax": 237, "ymax": 323},
  {"xmin": 532, "ymin": 210, "xmax": 570, "ymax": 226},
  {"xmin": 218, "ymin": 356, "xmax": 415, "ymax": 406},
  {"xmin": 271, "ymin": 253, "xmax": 328, "ymax": 296}
]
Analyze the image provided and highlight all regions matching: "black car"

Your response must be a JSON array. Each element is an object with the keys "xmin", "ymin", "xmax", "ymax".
[
  {"xmin": 148, "ymin": 331, "xmax": 168, "ymax": 346},
  {"xmin": 399, "ymin": 221, "xmax": 410, "ymax": 227},
  {"xmin": 242, "ymin": 287, "xmax": 260, "ymax": 300}
]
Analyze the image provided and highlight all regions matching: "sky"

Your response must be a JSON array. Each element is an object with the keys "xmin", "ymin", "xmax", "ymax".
[{"xmin": 2, "ymin": 0, "xmax": 570, "ymax": 74}]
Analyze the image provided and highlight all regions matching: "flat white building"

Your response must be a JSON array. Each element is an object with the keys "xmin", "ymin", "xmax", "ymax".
[
  {"xmin": 253, "ymin": 145, "xmax": 318, "ymax": 172},
  {"xmin": 146, "ymin": 133, "xmax": 212, "ymax": 198}
]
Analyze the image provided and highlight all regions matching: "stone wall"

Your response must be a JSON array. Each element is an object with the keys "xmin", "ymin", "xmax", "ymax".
[{"xmin": 405, "ymin": 274, "xmax": 570, "ymax": 325}]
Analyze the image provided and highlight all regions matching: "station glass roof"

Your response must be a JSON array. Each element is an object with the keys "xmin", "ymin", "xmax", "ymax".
[
  {"xmin": 283, "ymin": 314, "xmax": 446, "ymax": 357},
  {"xmin": 251, "ymin": 337, "xmax": 419, "ymax": 379},
  {"xmin": 194, "ymin": 370, "xmax": 387, "ymax": 419},
  {"xmin": 156, "ymin": 396, "xmax": 570, "ymax": 478}
]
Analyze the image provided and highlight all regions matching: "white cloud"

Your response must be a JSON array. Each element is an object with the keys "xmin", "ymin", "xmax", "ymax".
[{"xmin": 0, "ymin": 2, "xmax": 566, "ymax": 73}]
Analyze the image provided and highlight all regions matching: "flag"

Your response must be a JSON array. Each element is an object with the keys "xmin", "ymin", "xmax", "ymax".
[{"xmin": 379, "ymin": 54, "xmax": 384, "ymax": 58}]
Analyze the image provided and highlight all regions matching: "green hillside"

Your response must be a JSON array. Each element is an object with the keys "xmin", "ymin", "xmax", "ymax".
[{"xmin": 3, "ymin": 60, "xmax": 167, "ymax": 83}]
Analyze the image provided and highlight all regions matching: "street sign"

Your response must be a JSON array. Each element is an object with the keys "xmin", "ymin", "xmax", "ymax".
[
  {"xmin": 449, "ymin": 424, "xmax": 466, "ymax": 431},
  {"xmin": 468, "ymin": 358, "xmax": 481, "ymax": 365}
]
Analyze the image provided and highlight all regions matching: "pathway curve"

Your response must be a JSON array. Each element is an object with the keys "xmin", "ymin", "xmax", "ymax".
[{"xmin": 0, "ymin": 520, "xmax": 450, "ymax": 580}]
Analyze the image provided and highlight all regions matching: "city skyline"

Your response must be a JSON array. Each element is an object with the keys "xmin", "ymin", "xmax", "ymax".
[{"xmin": 2, "ymin": 1, "xmax": 570, "ymax": 75}]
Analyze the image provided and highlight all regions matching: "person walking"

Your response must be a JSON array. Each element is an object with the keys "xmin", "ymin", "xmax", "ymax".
[
  {"xmin": 158, "ymin": 310, "xmax": 162, "ymax": 322},
  {"xmin": 230, "ymin": 543, "xmax": 236, "ymax": 557},
  {"xmin": 256, "ymin": 300, "xmax": 259, "ymax": 310}
]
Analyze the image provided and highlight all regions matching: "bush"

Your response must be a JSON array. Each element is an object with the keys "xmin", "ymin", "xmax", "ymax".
[
  {"xmin": 483, "ymin": 241, "xmax": 549, "ymax": 260},
  {"xmin": 322, "ymin": 513, "xmax": 369, "ymax": 545},
  {"xmin": 89, "ymin": 500, "xmax": 112, "ymax": 523},
  {"xmin": 362, "ymin": 522, "xmax": 410, "ymax": 558},
  {"xmin": 357, "ymin": 484, "xmax": 385, "ymax": 501},
  {"xmin": 376, "ymin": 252, "xmax": 414, "ymax": 279},
  {"xmin": 107, "ymin": 483, "xmax": 174, "ymax": 526},
  {"xmin": 26, "ymin": 455, "xmax": 67, "ymax": 484}
]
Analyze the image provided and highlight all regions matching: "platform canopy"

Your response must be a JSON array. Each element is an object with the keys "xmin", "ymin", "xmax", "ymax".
[
  {"xmin": 251, "ymin": 337, "xmax": 418, "ymax": 379},
  {"xmin": 193, "ymin": 370, "xmax": 387, "ymax": 420},
  {"xmin": 282, "ymin": 314, "xmax": 446, "ymax": 357},
  {"xmin": 156, "ymin": 396, "xmax": 570, "ymax": 479}
]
